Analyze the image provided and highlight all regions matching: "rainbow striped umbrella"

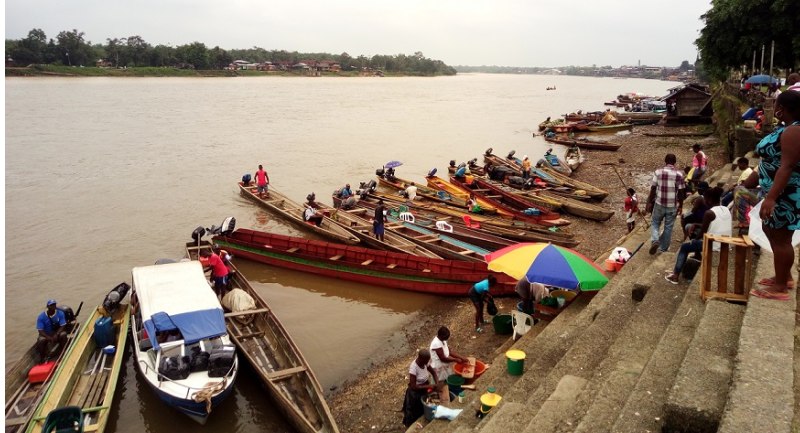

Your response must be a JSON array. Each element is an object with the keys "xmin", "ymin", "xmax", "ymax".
[{"xmin": 485, "ymin": 243, "xmax": 609, "ymax": 291}]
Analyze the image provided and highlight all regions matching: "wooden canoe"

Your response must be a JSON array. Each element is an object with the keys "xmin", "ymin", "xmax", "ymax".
[
  {"xmin": 544, "ymin": 136, "xmax": 622, "ymax": 151},
  {"xmin": 448, "ymin": 176, "xmax": 568, "ymax": 224},
  {"xmin": 427, "ymin": 176, "xmax": 569, "ymax": 227},
  {"xmin": 536, "ymin": 190, "xmax": 614, "ymax": 221},
  {"xmin": 447, "ymin": 160, "xmax": 486, "ymax": 176},
  {"xmin": 538, "ymin": 152, "xmax": 572, "ymax": 176},
  {"xmin": 424, "ymin": 176, "xmax": 501, "ymax": 216},
  {"xmin": 533, "ymin": 165, "xmax": 609, "ymax": 201},
  {"xmin": 584, "ymin": 123, "xmax": 633, "ymax": 132},
  {"xmin": 211, "ymin": 229, "xmax": 518, "ymax": 296},
  {"xmin": 186, "ymin": 242, "xmax": 339, "ymax": 433},
  {"xmin": 383, "ymin": 216, "xmax": 489, "ymax": 262},
  {"xmin": 353, "ymin": 193, "xmax": 579, "ymax": 248},
  {"xmin": 307, "ymin": 199, "xmax": 443, "ymax": 259},
  {"xmin": 5, "ymin": 315, "xmax": 81, "ymax": 433},
  {"xmin": 239, "ymin": 183, "xmax": 360, "ymax": 245},
  {"xmin": 405, "ymin": 213, "xmax": 515, "ymax": 251},
  {"xmin": 375, "ymin": 174, "xmax": 479, "ymax": 211},
  {"xmin": 564, "ymin": 146, "xmax": 583, "ymax": 171},
  {"xmin": 26, "ymin": 304, "xmax": 130, "ymax": 433}
]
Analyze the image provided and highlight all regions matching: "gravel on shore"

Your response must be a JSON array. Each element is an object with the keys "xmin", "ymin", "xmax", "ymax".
[{"xmin": 327, "ymin": 124, "xmax": 728, "ymax": 433}]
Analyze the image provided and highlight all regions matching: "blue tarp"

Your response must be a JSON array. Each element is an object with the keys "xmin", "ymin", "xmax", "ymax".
[{"xmin": 144, "ymin": 309, "xmax": 227, "ymax": 351}]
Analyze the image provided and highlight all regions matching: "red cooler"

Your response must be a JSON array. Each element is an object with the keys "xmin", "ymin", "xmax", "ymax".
[{"xmin": 28, "ymin": 361, "xmax": 57, "ymax": 384}]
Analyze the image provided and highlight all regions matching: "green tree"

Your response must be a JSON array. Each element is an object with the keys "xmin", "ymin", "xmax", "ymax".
[
  {"xmin": 125, "ymin": 35, "xmax": 151, "ymax": 67},
  {"xmin": 208, "ymin": 46, "xmax": 232, "ymax": 69},
  {"xmin": 175, "ymin": 42, "xmax": 209, "ymax": 69},
  {"xmin": 696, "ymin": 0, "xmax": 800, "ymax": 81},
  {"xmin": 55, "ymin": 29, "xmax": 93, "ymax": 66},
  {"xmin": 150, "ymin": 44, "xmax": 176, "ymax": 67},
  {"xmin": 10, "ymin": 28, "xmax": 49, "ymax": 64}
]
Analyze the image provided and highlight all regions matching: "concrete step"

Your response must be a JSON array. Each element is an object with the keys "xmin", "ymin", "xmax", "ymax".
[
  {"xmin": 422, "ymin": 229, "xmax": 656, "ymax": 433},
  {"xmin": 718, "ymin": 251, "xmax": 797, "ymax": 433},
  {"xmin": 478, "ymin": 254, "xmax": 675, "ymax": 433},
  {"xmin": 568, "ymin": 271, "xmax": 691, "ymax": 433},
  {"xmin": 662, "ymin": 298, "xmax": 745, "ymax": 433},
  {"xmin": 609, "ymin": 269, "xmax": 706, "ymax": 433}
]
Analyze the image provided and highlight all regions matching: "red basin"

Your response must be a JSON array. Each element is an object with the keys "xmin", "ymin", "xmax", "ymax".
[{"xmin": 454, "ymin": 360, "xmax": 488, "ymax": 384}]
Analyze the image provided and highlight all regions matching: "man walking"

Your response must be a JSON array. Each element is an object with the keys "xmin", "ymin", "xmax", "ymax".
[{"xmin": 645, "ymin": 154, "xmax": 686, "ymax": 254}]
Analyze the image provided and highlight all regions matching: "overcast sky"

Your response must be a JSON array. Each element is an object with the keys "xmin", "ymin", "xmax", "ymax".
[{"xmin": 5, "ymin": 0, "xmax": 711, "ymax": 67}]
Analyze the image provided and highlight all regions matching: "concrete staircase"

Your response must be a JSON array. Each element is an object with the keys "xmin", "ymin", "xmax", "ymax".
[{"xmin": 419, "ymin": 229, "xmax": 797, "ymax": 433}]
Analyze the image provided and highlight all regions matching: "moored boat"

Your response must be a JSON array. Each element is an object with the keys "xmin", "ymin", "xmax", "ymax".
[
  {"xmin": 353, "ymin": 193, "xmax": 579, "ymax": 248},
  {"xmin": 533, "ymin": 164, "xmax": 609, "ymax": 201},
  {"xmin": 384, "ymin": 214, "xmax": 490, "ymax": 262},
  {"xmin": 185, "ymin": 240, "xmax": 340, "ymax": 433},
  {"xmin": 239, "ymin": 182, "xmax": 360, "ymax": 245},
  {"xmin": 564, "ymin": 146, "xmax": 584, "ymax": 171},
  {"xmin": 212, "ymin": 228, "xmax": 518, "ymax": 296},
  {"xmin": 448, "ymin": 176, "xmax": 569, "ymax": 226},
  {"xmin": 424, "ymin": 175, "xmax": 501, "ymax": 215},
  {"xmin": 130, "ymin": 261, "xmax": 238, "ymax": 424},
  {"xmin": 307, "ymin": 196, "xmax": 443, "ymax": 259},
  {"xmin": 584, "ymin": 123, "xmax": 633, "ymax": 132},
  {"xmin": 538, "ymin": 150, "xmax": 572, "ymax": 176},
  {"xmin": 543, "ymin": 136, "xmax": 622, "ymax": 151},
  {"xmin": 26, "ymin": 285, "xmax": 130, "ymax": 433},
  {"xmin": 6, "ymin": 304, "xmax": 82, "ymax": 433}
]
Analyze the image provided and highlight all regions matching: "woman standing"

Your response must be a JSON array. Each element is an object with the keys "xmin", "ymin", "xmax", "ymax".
[
  {"xmin": 429, "ymin": 327, "xmax": 467, "ymax": 403},
  {"xmin": 750, "ymin": 91, "xmax": 800, "ymax": 300}
]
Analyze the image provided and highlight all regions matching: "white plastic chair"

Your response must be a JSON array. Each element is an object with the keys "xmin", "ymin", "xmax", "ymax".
[
  {"xmin": 435, "ymin": 221, "xmax": 453, "ymax": 232},
  {"xmin": 512, "ymin": 310, "xmax": 534, "ymax": 340},
  {"xmin": 399, "ymin": 212, "xmax": 415, "ymax": 223}
]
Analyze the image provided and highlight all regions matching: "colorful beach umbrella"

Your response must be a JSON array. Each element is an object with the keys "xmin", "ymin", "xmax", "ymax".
[{"xmin": 485, "ymin": 243, "xmax": 609, "ymax": 291}]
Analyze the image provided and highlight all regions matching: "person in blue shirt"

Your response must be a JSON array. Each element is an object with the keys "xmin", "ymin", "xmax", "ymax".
[
  {"xmin": 36, "ymin": 299, "xmax": 68, "ymax": 361},
  {"xmin": 468, "ymin": 275, "xmax": 497, "ymax": 332},
  {"xmin": 339, "ymin": 184, "xmax": 353, "ymax": 198}
]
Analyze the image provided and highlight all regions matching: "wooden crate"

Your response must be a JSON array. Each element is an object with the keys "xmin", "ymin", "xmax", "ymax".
[{"xmin": 699, "ymin": 234, "xmax": 754, "ymax": 302}]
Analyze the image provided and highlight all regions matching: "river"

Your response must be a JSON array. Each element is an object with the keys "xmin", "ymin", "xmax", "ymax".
[{"xmin": 5, "ymin": 73, "xmax": 674, "ymax": 432}]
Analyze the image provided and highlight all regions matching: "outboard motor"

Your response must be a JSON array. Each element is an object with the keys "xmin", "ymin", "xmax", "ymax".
[
  {"xmin": 457, "ymin": 162, "xmax": 467, "ymax": 169},
  {"xmin": 58, "ymin": 305, "xmax": 76, "ymax": 324},
  {"xmin": 306, "ymin": 192, "xmax": 316, "ymax": 203},
  {"xmin": 364, "ymin": 180, "xmax": 377, "ymax": 192},
  {"xmin": 385, "ymin": 167, "xmax": 396, "ymax": 179},
  {"xmin": 207, "ymin": 217, "xmax": 236, "ymax": 236},
  {"xmin": 375, "ymin": 167, "xmax": 385, "ymax": 177},
  {"xmin": 507, "ymin": 150, "xmax": 516, "ymax": 159},
  {"xmin": 103, "ymin": 282, "xmax": 131, "ymax": 315},
  {"xmin": 427, "ymin": 168, "xmax": 438, "ymax": 178},
  {"xmin": 449, "ymin": 160, "xmax": 456, "ymax": 168},
  {"xmin": 485, "ymin": 147, "xmax": 493, "ymax": 156},
  {"xmin": 191, "ymin": 226, "xmax": 206, "ymax": 243},
  {"xmin": 468, "ymin": 158, "xmax": 478, "ymax": 167}
]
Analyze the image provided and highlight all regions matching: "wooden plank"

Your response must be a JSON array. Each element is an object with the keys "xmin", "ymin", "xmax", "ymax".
[
  {"xmin": 225, "ymin": 308, "xmax": 270, "ymax": 318},
  {"xmin": 266, "ymin": 366, "xmax": 308, "ymax": 381},
  {"xmin": 360, "ymin": 259, "xmax": 374, "ymax": 266},
  {"xmin": 236, "ymin": 331, "xmax": 266, "ymax": 340},
  {"xmin": 329, "ymin": 255, "xmax": 342, "ymax": 261},
  {"xmin": 287, "ymin": 247, "xmax": 300, "ymax": 253},
  {"xmin": 459, "ymin": 250, "xmax": 478, "ymax": 256},
  {"xmin": 717, "ymin": 243, "xmax": 729, "ymax": 293},
  {"xmin": 700, "ymin": 235, "xmax": 713, "ymax": 301},
  {"xmin": 386, "ymin": 264, "xmax": 397, "ymax": 269},
  {"xmin": 733, "ymin": 245, "xmax": 747, "ymax": 294}
]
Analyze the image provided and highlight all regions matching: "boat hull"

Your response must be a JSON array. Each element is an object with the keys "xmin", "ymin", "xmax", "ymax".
[{"xmin": 213, "ymin": 229, "xmax": 517, "ymax": 296}]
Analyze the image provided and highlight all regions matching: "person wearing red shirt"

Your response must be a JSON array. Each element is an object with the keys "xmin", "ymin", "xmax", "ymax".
[
  {"xmin": 254, "ymin": 164, "xmax": 270, "ymax": 199},
  {"xmin": 199, "ymin": 249, "xmax": 229, "ymax": 296}
]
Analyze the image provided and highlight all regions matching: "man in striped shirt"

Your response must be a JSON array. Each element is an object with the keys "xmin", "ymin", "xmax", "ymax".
[{"xmin": 645, "ymin": 154, "xmax": 687, "ymax": 254}]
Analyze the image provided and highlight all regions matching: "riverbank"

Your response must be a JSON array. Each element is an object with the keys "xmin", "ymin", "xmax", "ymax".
[
  {"xmin": 327, "ymin": 123, "xmax": 727, "ymax": 432},
  {"xmin": 4, "ymin": 65, "xmax": 432, "ymax": 77}
]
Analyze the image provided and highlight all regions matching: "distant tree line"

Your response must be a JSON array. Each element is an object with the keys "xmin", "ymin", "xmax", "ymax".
[
  {"xmin": 695, "ymin": 0, "xmax": 799, "ymax": 81},
  {"xmin": 5, "ymin": 28, "xmax": 457, "ymax": 76}
]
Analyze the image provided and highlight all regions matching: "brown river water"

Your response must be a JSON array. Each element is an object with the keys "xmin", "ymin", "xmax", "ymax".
[{"xmin": 5, "ymin": 74, "xmax": 674, "ymax": 432}]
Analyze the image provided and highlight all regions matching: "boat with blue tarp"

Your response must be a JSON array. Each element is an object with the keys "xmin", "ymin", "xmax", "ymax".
[{"xmin": 130, "ymin": 261, "xmax": 238, "ymax": 424}]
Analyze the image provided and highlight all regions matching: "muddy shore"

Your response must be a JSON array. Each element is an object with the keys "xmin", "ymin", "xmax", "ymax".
[{"xmin": 327, "ymin": 124, "xmax": 728, "ymax": 433}]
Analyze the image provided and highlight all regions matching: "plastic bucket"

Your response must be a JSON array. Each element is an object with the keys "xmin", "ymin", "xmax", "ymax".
[
  {"xmin": 506, "ymin": 350, "xmax": 526, "ymax": 376},
  {"xmin": 421, "ymin": 397, "xmax": 436, "ymax": 421},
  {"xmin": 614, "ymin": 261, "xmax": 625, "ymax": 272},
  {"xmin": 492, "ymin": 314, "xmax": 513, "ymax": 335},
  {"xmin": 446, "ymin": 374, "xmax": 465, "ymax": 396},
  {"xmin": 604, "ymin": 259, "xmax": 617, "ymax": 272}
]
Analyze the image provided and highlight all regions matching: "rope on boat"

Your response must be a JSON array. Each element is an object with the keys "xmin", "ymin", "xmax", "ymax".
[{"xmin": 191, "ymin": 377, "xmax": 227, "ymax": 414}]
